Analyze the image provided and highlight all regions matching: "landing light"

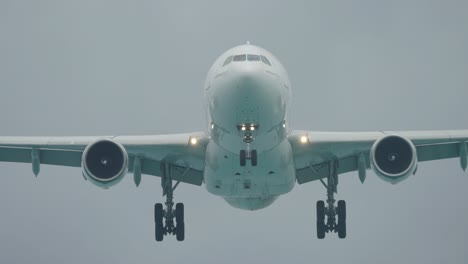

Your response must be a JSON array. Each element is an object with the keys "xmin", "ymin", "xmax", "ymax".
[
  {"xmin": 300, "ymin": 136, "xmax": 308, "ymax": 144},
  {"xmin": 190, "ymin": 138, "xmax": 198, "ymax": 145},
  {"xmin": 241, "ymin": 126, "xmax": 246, "ymax": 131},
  {"xmin": 250, "ymin": 126, "xmax": 255, "ymax": 131}
]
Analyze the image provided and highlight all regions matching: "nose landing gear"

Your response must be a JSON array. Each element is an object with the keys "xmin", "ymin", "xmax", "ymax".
[
  {"xmin": 238, "ymin": 124, "xmax": 258, "ymax": 167},
  {"xmin": 240, "ymin": 146, "xmax": 257, "ymax": 166}
]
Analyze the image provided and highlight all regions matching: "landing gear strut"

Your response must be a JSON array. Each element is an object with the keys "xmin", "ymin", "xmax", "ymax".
[
  {"xmin": 316, "ymin": 160, "xmax": 347, "ymax": 239},
  {"xmin": 154, "ymin": 162, "xmax": 185, "ymax": 242}
]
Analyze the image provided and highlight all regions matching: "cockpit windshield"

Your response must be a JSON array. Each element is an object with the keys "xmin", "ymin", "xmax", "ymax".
[
  {"xmin": 233, "ymin": 54, "xmax": 247, "ymax": 61},
  {"xmin": 223, "ymin": 56, "xmax": 233, "ymax": 66},
  {"xmin": 260, "ymin": 55, "xmax": 271, "ymax": 66},
  {"xmin": 247, "ymin": 54, "xmax": 261, "ymax": 61},
  {"xmin": 223, "ymin": 54, "xmax": 272, "ymax": 67}
]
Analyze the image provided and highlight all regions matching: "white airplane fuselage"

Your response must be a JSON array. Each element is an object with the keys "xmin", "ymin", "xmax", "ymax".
[{"xmin": 203, "ymin": 45, "xmax": 295, "ymax": 210}]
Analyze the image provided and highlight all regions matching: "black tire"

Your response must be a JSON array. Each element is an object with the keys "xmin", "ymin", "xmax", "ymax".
[
  {"xmin": 337, "ymin": 200, "xmax": 346, "ymax": 239},
  {"xmin": 155, "ymin": 222, "xmax": 164, "ymax": 241},
  {"xmin": 337, "ymin": 221, "xmax": 346, "ymax": 239},
  {"xmin": 176, "ymin": 203, "xmax": 184, "ymax": 224},
  {"xmin": 316, "ymin": 201, "xmax": 325, "ymax": 222},
  {"xmin": 240, "ymin": 150, "xmax": 246, "ymax": 166},
  {"xmin": 316, "ymin": 200, "xmax": 326, "ymax": 239},
  {"xmin": 317, "ymin": 221, "xmax": 326, "ymax": 239},
  {"xmin": 251, "ymin": 150, "xmax": 257, "ymax": 166},
  {"xmin": 154, "ymin": 203, "xmax": 164, "ymax": 224},
  {"xmin": 337, "ymin": 200, "xmax": 346, "ymax": 221},
  {"xmin": 176, "ymin": 222, "xmax": 185, "ymax": 241}
]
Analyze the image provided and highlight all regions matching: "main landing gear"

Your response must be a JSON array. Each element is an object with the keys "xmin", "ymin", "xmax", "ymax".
[
  {"xmin": 239, "ymin": 124, "xmax": 258, "ymax": 167},
  {"xmin": 154, "ymin": 162, "xmax": 185, "ymax": 242},
  {"xmin": 316, "ymin": 160, "xmax": 347, "ymax": 239}
]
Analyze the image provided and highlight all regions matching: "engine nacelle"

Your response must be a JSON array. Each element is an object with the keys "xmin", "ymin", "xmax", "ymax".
[
  {"xmin": 370, "ymin": 135, "xmax": 418, "ymax": 184},
  {"xmin": 82, "ymin": 139, "xmax": 128, "ymax": 188}
]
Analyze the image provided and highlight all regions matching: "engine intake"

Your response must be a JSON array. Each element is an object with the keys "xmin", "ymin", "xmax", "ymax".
[
  {"xmin": 82, "ymin": 139, "xmax": 128, "ymax": 188},
  {"xmin": 370, "ymin": 135, "xmax": 417, "ymax": 184}
]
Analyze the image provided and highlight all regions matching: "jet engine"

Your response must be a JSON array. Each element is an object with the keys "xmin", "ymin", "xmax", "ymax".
[
  {"xmin": 82, "ymin": 139, "xmax": 128, "ymax": 188},
  {"xmin": 370, "ymin": 135, "xmax": 417, "ymax": 184}
]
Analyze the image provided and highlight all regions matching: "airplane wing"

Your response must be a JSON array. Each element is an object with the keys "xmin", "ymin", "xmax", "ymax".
[
  {"xmin": 0, "ymin": 132, "xmax": 209, "ymax": 186},
  {"xmin": 288, "ymin": 130, "xmax": 468, "ymax": 184}
]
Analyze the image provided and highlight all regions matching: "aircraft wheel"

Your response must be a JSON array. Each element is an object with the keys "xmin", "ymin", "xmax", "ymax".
[
  {"xmin": 337, "ymin": 221, "xmax": 346, "ymax": 239},
  {"xmin": 154, "ymin": 203, "xmax": 164, "ymax": 224},
  {"xmin": 316, "ymin": 200, "xmax": 326, "ymax": 239},
  {"xmin": 176, "ymin": 222, "xmax": 185, "ymax": 241},
  {"xmin": 337, "ymin": 200, "xmax": 346, "ymax": 239},
  {"xmin": 175, "ymin": 203, "xmax": 184, "ymax": 224},
  {"xmin": 240, "ymin": 150, "xmax": 246, "ymax": 166},
  {"xmin": 154, "ymin": 203, "xmax": 164, "ymax": 241},
  {"xmin": 337, "ymin": 200, "xmax": 346, "ymax": 221},
  {"xmin": 155, "ymin": 222, "xmax": 164, "ymax": 241},
  {"xmin": 317, "ymin": 221, "xmax": 326, "ymax": 239},
  {"xmin": 251, "ymin": 150, "xmax": 257, "ymax": 166}
]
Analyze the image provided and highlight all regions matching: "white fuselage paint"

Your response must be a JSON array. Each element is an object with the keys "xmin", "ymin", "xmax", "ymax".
[{"xmin": 203, "ymin": 45, "xmax": 295, "ymax": 210}]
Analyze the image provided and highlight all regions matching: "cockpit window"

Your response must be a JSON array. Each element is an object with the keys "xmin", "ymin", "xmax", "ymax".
[
  {"xmin": 261, "ymin": 55, "xmax": 272, "ymax": 66},
  {"xmin": 231, "ymin": 54, "xmax": 271, "ymax": 65},
  {"xmin": 223, "ymin": 56, "xmax": 233, "ymax": 66},
  {"xmin": 233, "ymin": 54, "xmax": 247, "ymax": 61},
  {"xmin": 247, "ymin": 54, "xmax": 261, "ymax": 61}
]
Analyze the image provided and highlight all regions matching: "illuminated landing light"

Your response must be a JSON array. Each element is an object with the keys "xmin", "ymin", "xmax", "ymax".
[
  {"xmin": 241, "ymin": 126, "xmax": 246, "ymax": 131},
  {"xmin": 211, "ymin": 123, "xmax": 215, "ymax": 129},
  {"xmin": 250, "ymin": 126, "xmax": 255, "ymax": 131},
  {"xmin": 300, "ymin": 136, "xmax": 308, "ymax": 144},
  {"xmin": 190, "ymin": 138, "xmax": 198, "ymax": 145},
  {"xmin": 282, "ymin": 123, "xmax": 286, "ymax": 128}
]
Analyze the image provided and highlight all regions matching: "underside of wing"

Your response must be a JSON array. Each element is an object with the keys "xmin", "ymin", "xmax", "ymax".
[
  {"xmin": 289, "ymin": 130, "xmax": 468, "ymax": 185},
  {"xmin": 0, "ymin": 132, "xmax": 209, "ymax": 187}
]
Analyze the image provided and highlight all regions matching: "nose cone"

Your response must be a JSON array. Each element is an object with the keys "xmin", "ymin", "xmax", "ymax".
[{"xmin": 209, "ymin": 60, "xmax": 287, "ymax": 140}]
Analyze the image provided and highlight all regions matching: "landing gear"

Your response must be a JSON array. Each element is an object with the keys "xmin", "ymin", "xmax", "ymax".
[
  {"xmin": 239, "ymin": 130, "xmax": 258, "ymax": 167},
  {"xmin": 154, "ymin": 162, "xmax": 185, "ymax": 242},
  {"xmin": 316, "ymin": 160, "xmax": 347, "ymax": 239},
  {"xmin": 239, "ymin": 148, "xmax": 257, "ymax": 167},
  {"xmin": 237, "ymin": 124, "xmax": 259, "ymax": 167}
]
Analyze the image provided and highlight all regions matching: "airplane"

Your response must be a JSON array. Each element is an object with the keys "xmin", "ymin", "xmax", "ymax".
[{"xmin": 1, "ymin": 43, "xmax": 467, "ymax": 242}]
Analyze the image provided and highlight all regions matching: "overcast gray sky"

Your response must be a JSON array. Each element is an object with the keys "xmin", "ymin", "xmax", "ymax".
[{"xmin": 1, "ymin": 0, "xmax": 468, "ymax": 263}]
